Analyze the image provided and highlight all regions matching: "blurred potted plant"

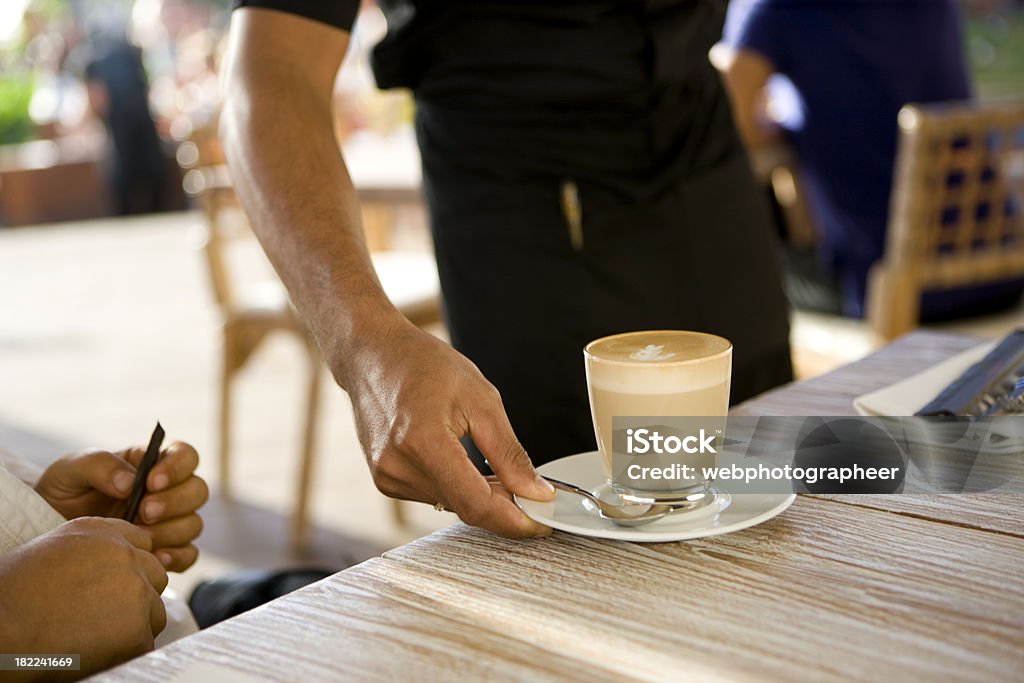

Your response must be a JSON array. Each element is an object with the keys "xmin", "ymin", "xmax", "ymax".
[{"xmin": 0, "ymin": 75, "xmax": 34, "ymax": 145}]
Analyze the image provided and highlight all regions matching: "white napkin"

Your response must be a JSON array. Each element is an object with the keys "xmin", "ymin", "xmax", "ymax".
[{"xmin": 853, "ymin": 341, "xmax": 996, "ymax": 417}]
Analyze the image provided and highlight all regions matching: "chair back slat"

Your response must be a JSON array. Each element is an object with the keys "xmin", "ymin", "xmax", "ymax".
[{"xmin": 868, "ymin": 101, "xmax": 1024, "ymax": 338}]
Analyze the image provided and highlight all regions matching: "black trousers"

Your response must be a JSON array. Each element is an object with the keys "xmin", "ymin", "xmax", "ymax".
[{"xmin": 418, "ymin": 121, "xmax": 793, "ymax": 468}]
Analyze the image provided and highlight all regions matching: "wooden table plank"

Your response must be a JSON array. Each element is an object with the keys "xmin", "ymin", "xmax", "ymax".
[
  {"xmin": 95, "ymin": 558, "xmax": 608, "ymax": 683},
  {"xmin": 99, "ymin": 494, "xmax": 1024, "ymax": 683},
  {"xmin": 815, "ymin": 494, "xmax": 1024, "ymax": 537},
  {"xmin": 374, "ymin": 499, "xmax": 1023, "ymax": 683}
]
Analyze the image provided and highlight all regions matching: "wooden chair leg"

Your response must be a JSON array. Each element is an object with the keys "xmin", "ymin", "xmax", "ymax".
[
  {"xmin": 867, "ymin": 264, "xmax": 920, "ymax": 341},
  {"xmin": 219, "ymin": 328, "xmax": 236, "ymax": 500},
  {"xmin": 291, "ymin": 344, "xmax": 322, "ymax": 550},
  {"xmin": 391, "ymin": 498, "xmax": 406, "ymax": 527}
]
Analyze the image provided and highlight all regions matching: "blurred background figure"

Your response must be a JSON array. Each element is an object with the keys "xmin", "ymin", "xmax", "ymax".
[
  {"xmin": 713, "ymin": 0, "xmax": 1024, "ymax": 321},
  {"xmin": 84, "ymin": 34, "xmax": 166, "ymax": 214}
]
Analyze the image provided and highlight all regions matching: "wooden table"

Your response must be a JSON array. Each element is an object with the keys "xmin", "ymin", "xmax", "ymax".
[{"xmin": 96, "ymin": 331, "xmax": 1024, "ymax": 682}]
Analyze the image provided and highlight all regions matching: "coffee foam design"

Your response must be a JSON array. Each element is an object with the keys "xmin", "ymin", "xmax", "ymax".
[
  {"xmin": 630, "ymin": 344, "xmax": 677, "ymax": 362},
  {"xmin": 587, "ymin": 332, "xmax": 730, "ymax": 364}
]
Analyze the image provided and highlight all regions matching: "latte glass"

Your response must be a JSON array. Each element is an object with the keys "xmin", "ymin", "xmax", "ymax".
[{"xmin": 584, "ymin": 330, "xmax": 732, "ymax": 504}]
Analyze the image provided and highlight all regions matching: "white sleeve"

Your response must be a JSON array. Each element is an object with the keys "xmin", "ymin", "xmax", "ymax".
[
  {"xmin": 0, "ymin": 466, "xmax": 66, "ymax": 555},
  {"xmin": 0, "ymin": 448, "xmax": 46, "ymax": 488}
]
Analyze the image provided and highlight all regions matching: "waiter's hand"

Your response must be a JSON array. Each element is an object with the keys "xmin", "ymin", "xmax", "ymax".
[{"xmin": 345, "ymin": 317, "xmax": 555, "ymax": 538}]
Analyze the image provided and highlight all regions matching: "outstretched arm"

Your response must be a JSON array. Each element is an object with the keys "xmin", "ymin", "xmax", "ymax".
[
  {"xmin": 710, "ymin": 44, "xmax": 780, "ymax": 151},
  {"xmin": 220, "ymin": 8, "xmax": 554, "ymax": 537}
]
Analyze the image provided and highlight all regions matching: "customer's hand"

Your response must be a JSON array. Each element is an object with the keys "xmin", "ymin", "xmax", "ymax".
[
  {"xmin": 343, "ymin": 318, "xmax": 555, "ymax": 538},
  {"xmin": 35, "ymin": 442, "xmax": 208, "ymax": 571},
  {"xmin": 0, "ymin": 517, "xmax": 167, "ymax": 680}
]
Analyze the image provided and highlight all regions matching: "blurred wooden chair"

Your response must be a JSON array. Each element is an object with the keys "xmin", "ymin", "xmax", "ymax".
[
  {"xmin": 176, "ymin": 117, "xmax": 440, "ymax": 546},
  {"xmin": 867, "ymin": 101, "xmax": 1024, "ymax": 340}
]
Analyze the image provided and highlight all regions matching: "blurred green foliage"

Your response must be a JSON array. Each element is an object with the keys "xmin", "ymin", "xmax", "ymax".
[
  {"xmin": 965, "ymin": 8, "xmax": 1024, "ymax": 100},
  {"xmin": 0, "ymin": 76, "xmax": 33, "ymax": 144}
]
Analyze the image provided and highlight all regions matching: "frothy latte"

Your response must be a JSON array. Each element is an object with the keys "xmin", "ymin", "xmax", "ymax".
[{"xmin": 585, "ymin": 331, "xmax": 732, "ymax": 486}]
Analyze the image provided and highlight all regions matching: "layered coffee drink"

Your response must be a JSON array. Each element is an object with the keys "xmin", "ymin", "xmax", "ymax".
[{"xmin": 585, "ymin": 330, "xmax": 732, "ymax": 502}]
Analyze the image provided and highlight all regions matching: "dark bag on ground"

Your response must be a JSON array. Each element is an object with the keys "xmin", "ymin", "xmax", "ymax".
[{"xmin": 188, "ymin": 568, "xmax": 334, "ymax": 628}]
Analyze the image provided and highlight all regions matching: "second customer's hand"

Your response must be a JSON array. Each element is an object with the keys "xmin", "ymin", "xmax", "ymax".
[
  {"xmin": 35, "ymin": 442, "xmax": 208, "ymax": 570},
  {"xmin": 343, "ymin": 317, "xmax": 555, "ymax": 538}
]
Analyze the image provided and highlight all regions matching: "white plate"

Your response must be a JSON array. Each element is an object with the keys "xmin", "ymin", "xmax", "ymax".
[{"xmin": 515, "ymin": 451, "xmax": 796, "ymax": 543}]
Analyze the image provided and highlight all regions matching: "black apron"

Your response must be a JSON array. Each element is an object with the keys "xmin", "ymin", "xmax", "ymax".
[{"xmin": 376, "ymin": 0, "xmax": 793, "ymax": 465}]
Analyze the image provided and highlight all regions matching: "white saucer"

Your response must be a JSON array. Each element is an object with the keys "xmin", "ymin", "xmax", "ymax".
[{"xmin": 515, "ymin": 451, "xmax": 796, "ymax": 543}]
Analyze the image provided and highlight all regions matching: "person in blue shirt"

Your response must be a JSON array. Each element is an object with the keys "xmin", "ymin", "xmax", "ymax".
[{"xmin": 714, "ymin": 0, "xmax": 1023, "ymax": 319}]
